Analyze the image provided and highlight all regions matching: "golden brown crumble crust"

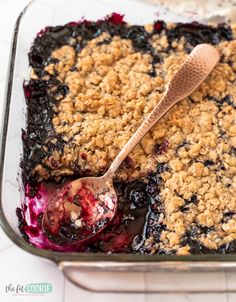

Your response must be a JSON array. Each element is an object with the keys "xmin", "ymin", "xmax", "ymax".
[{"xmin": 30, "ymin": 24, "xmax": 236, "ymax": 254}]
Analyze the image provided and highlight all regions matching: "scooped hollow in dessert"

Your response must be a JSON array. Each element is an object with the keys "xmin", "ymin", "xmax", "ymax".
[{"xmin": 19, "ymin": 14, "xmax": 236, "ymax": 255}]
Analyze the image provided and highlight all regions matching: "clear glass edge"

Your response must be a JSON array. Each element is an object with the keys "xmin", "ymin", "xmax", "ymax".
[{"xmin": 0, "ymin": 0, "xmax": 236, "ymax": 266}]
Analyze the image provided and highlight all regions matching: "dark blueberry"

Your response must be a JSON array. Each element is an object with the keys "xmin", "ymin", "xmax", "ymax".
[
  {"xmin": 198, "ymin": 28, "xmax": 214, "ymax": 41},
  {"xmin": 152, "ymin": 54, "xmax": 160, "ymax": 64},
  {"xmin": 147, "ymin": 171, "xmax": 157, "ymax": 181},
  {"xmin": 69, "ymin": 162, "xmax": 81, "ymax": 174},
  {"xmin": 145, "ymin": 211, "xmax": 166, "ymax": 239},
  {"xmin": 148, "ymin": 54, "xmax": 160, "ymax": 77},
  {"xmin": 148, "ymin": 70, "xmax": 157, "ymax": 77},
  {"xmin": 132, "ymin": 234, "xmax": 144, "ymax": 250},
  {"xmin": 123, "ymin": 156, "xmax": 135, "ymax": 168},
  {"xmin": 188, "ymin": 97, "xmax": 195, "ymax": 103},
  {"xmin": 70, "ymin": 66, "xmax": 78, "ymax": 72},
  {"xmin": 87, "ymin": 22, "xmax": 102, "ymax": 38},
  {"xmin": 180, "ymin": 206, "xmax": 190, "ymax": 213},
  {"xmin": 16, "ymin": 207, "xmax": 23, "ymax": 220},
  {"xmin": 182, "ymin": 228, "xmax": 216, "ymax": 254},
  {"xmin": 176, "ymin": 139, "xmax": 189, "ymax": 153},
  {"xmin": 59, "ymin": 222, "xmax": 79, "ymax": 241},
  {"xmin": 198, "ymin": 225, "xmax": 214, "ymax": 234},
  {"xmin": 157, "ymin": 249, "xmax": 175, "ymax": 255},
  {"xmin": 218, "ymin": 25, "xmax": 233, "ymax": 41},
  {"xmin": 156, "ymin": 249, "xmax": 165, "ymax": 254},
  {"xmin": 61, "ymin": 121, "xmax": 68, "ymax": 126},
  {"xmin": 204, "ymin": 160, "xmax": 215, "ymax": 167},
  {"xmin": 95, "ymin": 218, "xmax": 110, "ymax": 230},
  {"xmin": 218, "ymin": 240, "xmax": 236, "ymax": 254},
  {"xmin": 156, "ymin": 163, "xmax": 170, "ymax": 174},
  {"xmin": 150, "ymin": 202, "xmax": 160, "ymax": 213},
  {"xmin": 146, "ymin": 223, "xmax": 165, "ymax": 241},
  {"xmin": 153, "ymin": 139, "xmax": 169, "ymax": 155},
  {"xmin": 29, "ymin": 145, "xmax": 47, "ymax": 163},
  {"xmin": 190, "ymin": 194, "xmax": 198, "ymax": 204},
  {"xmin": 29, "ymin": 53, "xmax": 44, "ymax": 66},
  {"xmin": 24, "ymin": 80, "xmax": 47, "ymax": 99},
  {"xmin": 75, "ymin": 42, "xmax": 82, "ymax": 52},
  {"xmin": 154, "ymin": 20, "xmax": 166, "ymax": 33},
  {"xmin": 221, "ymin": 95, "xmax": 236, "ymax": 108},
  {"xmin": 106, "ymin": 13, "xmax": 125, "ymax": 25},
  {"xmin": 150, "ymin": 195, "xmax": 162, "ymax": 212},
  {"xmin": 50, "ymin": 25, "xmax": 73, "ymax": 44},
  {"xmin": 222, "ymin": 211, "xmax": 235, "ymax": 222},
  {"xmin": 58, "ymin": 85, "xmax": 69, "ymax": 97},
  {"xmin": 220, "ymin": 164, "xmax": 226, "ymax": 171},
  {"xmin": 189, "ymin": 240, "xmax": 214, "ymax": 254},
  {"xmin": 49, "ymin": 57, "xmax": 59, "ymax": 64},
  {"xmin": 230, "ymin": 147, "xmax": 236, "ymax": 156},
  {"xmin": 130, "ymin": 189, "xmax": 149, "ymax": 208},
  {"xmin": 146, "ymin": 173, "xmax": 162, "ymax": 186},
  {"xmin": 124, "ymin": 25, "xmax": 151, "ymax": 52},
  {"xmin": 180, "ymin": 194, "xmax": 198, "ymax": 211},
  {"xmin": 45, "ymin": 227, "xmax": 73, "ymax": 246},
  {"xmin": 180, "ymin": 234, "xmax": 190, "ymax": 247},
  {"xmin": 97, "ymin": 38, "xmax": 112, "ymax": 46},
  {"xmin": 146, "ymin": 183, "xmax": 159, "ymax": 196},
  {"xmin": 27, "ymin": 186, "xmax": 38, "ymax": 198},
  {"xmin": 115, "ymin": 179, "xmax": 147, "ymax": 208},
  {"xmin": 211, "ymin": 34, "xmax": 220, "ymax": 44},
  {"xmin": 187, "ymin": 227, "xmax": 199, "ymax": 238}
]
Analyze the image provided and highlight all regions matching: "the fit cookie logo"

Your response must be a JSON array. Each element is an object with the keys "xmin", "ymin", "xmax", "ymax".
[{"xmin": 5, "ymin": 283, "xmax": 52, "ymax": 295}]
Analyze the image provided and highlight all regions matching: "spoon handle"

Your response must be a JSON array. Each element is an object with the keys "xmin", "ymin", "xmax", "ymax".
[{"xmin": 104, "ymin": 89, "xmax": 175, "ymax": 180}]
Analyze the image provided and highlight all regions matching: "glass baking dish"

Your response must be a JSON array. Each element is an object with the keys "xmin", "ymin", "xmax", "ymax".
[{"xmin": 1, "ymin": 0, "xmax": 236, "ymax": 293}]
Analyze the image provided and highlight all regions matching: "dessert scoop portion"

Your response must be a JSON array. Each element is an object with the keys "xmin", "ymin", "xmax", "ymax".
[{"xmin": 42, "ymin": 44, "xmax": 220, "ymax": 246}]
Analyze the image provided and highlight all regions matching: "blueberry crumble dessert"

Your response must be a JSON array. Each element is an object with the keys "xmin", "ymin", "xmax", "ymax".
[{"xmin": 18, "ymin": 13, "xmax": 236, "ymax": 255}]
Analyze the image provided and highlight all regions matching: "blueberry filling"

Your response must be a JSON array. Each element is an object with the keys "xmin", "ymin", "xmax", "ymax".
[
  {"xmin": 167, "ymin": 22, "xmax": 233, "ymax": 49},
  {"xmin": 204, "ymin": 160, "xmax": 215, "ymax": 167}
]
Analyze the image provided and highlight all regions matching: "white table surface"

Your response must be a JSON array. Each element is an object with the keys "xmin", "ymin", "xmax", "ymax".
[{"xmin": 0, "ymin": 0, "xmax": 236, "ymax": 301}]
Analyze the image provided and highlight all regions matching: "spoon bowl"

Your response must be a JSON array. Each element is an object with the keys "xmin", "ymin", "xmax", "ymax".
[
  {"xmin": 42, "ymin": 44, "xmax": 220, "ymax": 245},
  {"xmin": 43, "ymin": 176, "xmax": 117, "ymax": 245}
]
